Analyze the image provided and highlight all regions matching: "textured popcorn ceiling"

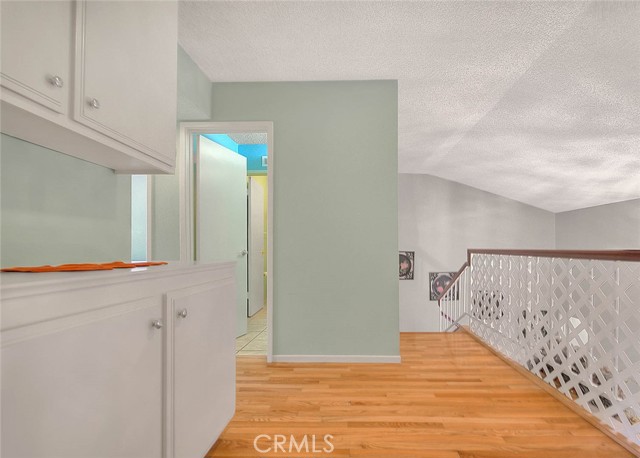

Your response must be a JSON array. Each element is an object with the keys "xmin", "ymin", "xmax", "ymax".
[
  {"xmin": 227, "ymin": 133, "xmax": 268, "ymax": 145},
  {"xmin": 179, "ymin": 1, "xmax": 640, "ymax": 212}
]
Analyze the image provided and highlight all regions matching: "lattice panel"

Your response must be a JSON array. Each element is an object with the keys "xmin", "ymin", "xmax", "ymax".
[{"xmin": 468, "ymin": 254, "xmax": 640, "ymax": 446}]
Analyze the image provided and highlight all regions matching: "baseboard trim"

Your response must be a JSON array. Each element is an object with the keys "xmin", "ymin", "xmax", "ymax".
[
  {"xmin": 270, "ymin": 354, "xmax": 401, "ymax": 363},
  {"xmin": 460, "ymin": 327, "xmax": 640, "ymax": 458}
]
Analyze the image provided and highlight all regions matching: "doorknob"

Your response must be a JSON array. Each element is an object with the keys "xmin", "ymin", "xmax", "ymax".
[{"xmin": 240, "ymin": 249, "xmax": 248, "ymax": 257}]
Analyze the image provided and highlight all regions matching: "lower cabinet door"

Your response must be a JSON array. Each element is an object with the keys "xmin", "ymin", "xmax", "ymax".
[
  {"xmin": 168, "ymin": 281, "xmax": 236, "ymax": 458},
  {"xmin": 1, "ymin": 297, "xmax": 164, "ymax": 458}
]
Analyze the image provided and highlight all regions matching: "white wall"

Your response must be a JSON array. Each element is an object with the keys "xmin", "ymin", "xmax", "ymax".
[
  {"xmin": 398, "ymin": 173, "xmax": 556, "ymax": 332},
  {"xmin": 556, "ymin": 199, "xmax": 640, "ymax": 249}
]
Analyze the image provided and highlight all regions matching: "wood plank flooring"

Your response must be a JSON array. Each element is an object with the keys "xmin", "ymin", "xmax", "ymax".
[{"xmin": 207, "ymin": 332, "xmax": 635, "ymax": 458}]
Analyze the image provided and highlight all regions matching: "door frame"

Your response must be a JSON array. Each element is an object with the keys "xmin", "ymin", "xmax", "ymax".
[{"xmin": 177, "ymin": 121, "xmax": 274, "ymax": 362}]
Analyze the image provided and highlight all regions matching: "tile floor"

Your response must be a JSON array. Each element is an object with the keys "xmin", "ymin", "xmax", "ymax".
[{"xmin": 235, "ymin": 306, "xmax": 266, "ymax": 355}]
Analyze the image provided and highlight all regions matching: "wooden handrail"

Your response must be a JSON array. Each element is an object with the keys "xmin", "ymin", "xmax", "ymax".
[
  {"xmin": 467, "ymin": 249, "xmax": 640, "ymax": 264},
  {"xmin": 437, "ymin": 261, "xmax": 468, "ymax": 304}
]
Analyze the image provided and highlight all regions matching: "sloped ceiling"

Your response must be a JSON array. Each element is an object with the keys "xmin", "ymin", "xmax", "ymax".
[{"xmin": 178, "ymin": 1, "xmax": 640, "ymax": 212}]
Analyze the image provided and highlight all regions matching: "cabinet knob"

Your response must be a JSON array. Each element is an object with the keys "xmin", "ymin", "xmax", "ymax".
[
  {"xmin": 49, "ymin": 75, "xmax": 64, "ymax": 88},
  {"xmin": 177, "ymin": 309, "xmax": 188, "ymax": 319},
  {"xmin": 88, "ymin": 98, "xmax": 100, "ymax": 109},
  {"xmin": 240, "ymin": 249, "xmax": 248, "ymax": 257},
  {"xmin": 151, "ymin": 320, "xmax": 163, "ymax": 330}
]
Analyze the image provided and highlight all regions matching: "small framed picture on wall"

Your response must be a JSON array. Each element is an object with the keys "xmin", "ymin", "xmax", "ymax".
[
  {"xmin": 429, "ymin": 271, "xmax": 457, "ymax": 300},
  {"xmin": 399, "ymin": 251, "xmax": 415, "ymax": 280}
]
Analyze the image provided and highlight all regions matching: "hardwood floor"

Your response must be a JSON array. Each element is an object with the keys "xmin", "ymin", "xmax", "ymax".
[{"xmin": 207, "ymin": 332, "xmax": 635, "ymax": 458}]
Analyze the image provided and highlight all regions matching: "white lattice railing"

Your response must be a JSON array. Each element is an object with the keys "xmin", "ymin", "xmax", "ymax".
[{"xmin": 438, "ymin": 249, "xmax": 640, "ymax": 447}]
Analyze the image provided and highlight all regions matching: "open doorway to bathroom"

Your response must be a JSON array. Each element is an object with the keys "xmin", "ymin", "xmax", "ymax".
[
  {"xmin": 178, "ymin": 122, "xmax": 274, "ymax": 361},
  {"xmin": 197, "ymin": 134, "xmax": 268, "ymax": 355},
  {"xmin": 236, "ymin": 174, "xmax": 268, "ymax": 355}
]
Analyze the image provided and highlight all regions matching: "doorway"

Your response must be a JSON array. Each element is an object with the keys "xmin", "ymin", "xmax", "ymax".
[
  {"xmin": 233, "ymin": 174, "xmax": 268, "ymax": 355},
  {"xmin": 178, "ymin": 122, "xmax": 274, "ymax": 362}
]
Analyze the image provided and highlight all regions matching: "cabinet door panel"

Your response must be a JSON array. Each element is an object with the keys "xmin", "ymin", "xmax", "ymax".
[
  {"xmin": 1, "ymin": 298, "xmax": 164, "ymax": 458},
  {"xmin": 0, "ymin": 1, "xmax": 72, "ymax": 113},
  {"xmin": 169, "ymin": 282, "xmax": 236, "ymax": 458},
  {"xmin": 74, "ymin": 1, "xmax": 177, "ymax": 164}
]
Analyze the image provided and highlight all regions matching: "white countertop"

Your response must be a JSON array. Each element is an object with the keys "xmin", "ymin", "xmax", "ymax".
[
  {"xmin": 1, "ymin": 261, "xmax": 236, "ymax": 332},
  {"xmin": 1, "ymin": 261, "xmax": 233, "ymax": 296}
]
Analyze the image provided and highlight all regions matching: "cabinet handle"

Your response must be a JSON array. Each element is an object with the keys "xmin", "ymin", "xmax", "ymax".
[
  {"xmin": 177, "ymin": 309, "xmax": 188, "ymax": 319},
  {"xmin": 49, "ymin": 75, "xmax": 64, "ymax": 88},
  {"xmin": 151, "ymin": 320, "xmax": 163, "ymax": 330},
  {"xmin": 88, "ymin": 98, "xmax": 100, "ymax": 109}
]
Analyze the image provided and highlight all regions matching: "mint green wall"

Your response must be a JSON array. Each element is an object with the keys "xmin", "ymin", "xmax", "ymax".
[
  {"xmin": 151, "ymin": 172, "xmax": 180, "ymax": 260},
  {"xmin": 151, "ymin": 45, "xmax": 213, "ymax": 261},
  {"xmin": 176, "ymin": 46, "xmax": 213, "ymax": 121},
  {"xmin": 211, "ymin": 81, "xmax": 400, "ymax": 357},
  {"xmin": 1, "ymin": 134, "xmax": 130, "ymax": 267}
]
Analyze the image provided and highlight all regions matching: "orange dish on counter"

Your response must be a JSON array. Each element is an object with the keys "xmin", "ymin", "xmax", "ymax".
[{"xmin": 1, "ymin": 261, "xmax": 168, "ymax": 273}]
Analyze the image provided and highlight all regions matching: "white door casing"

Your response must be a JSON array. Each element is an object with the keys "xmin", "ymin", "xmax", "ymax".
[{"xmin": 177, "ymin": 121, "xmax": 274, "ymax": 362}]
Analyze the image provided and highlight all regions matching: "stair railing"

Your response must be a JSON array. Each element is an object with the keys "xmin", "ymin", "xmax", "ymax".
[
  {"xmin": 438, "ymin": 262, "xmax": 469, "ymax": 332},
  {"xmin": 438, "ymin": 249, "xmax": 640, "ymax": 448}
]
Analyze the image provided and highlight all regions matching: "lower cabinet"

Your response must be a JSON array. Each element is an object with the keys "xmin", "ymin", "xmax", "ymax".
[
  {"xmin": 0, "ymin": 263, "xmax": 236, "ymax": 458},
  {"xmin": 168, "ymin": 283, "xmax": 236, "ymax": 458},
  {"xmin": 2, "ymin": 297, "xmax": 165, "ymax": 458}
]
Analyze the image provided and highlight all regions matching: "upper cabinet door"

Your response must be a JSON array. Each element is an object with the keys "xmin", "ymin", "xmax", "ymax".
[
  {"xmin": 0, "ymin": 1, "xmax": 72, "ymax": 114},
  {"xmin": 73, "ymin": 1, "xmax": 177, "ymax": 164}
]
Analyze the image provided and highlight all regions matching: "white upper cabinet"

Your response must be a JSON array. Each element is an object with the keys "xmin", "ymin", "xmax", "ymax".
[
  {"xmin": 0, "ymin": 1, "xmax": 178, "ymax": 174},
  {"xmin": 74, "ymin": 1, "xmax": 177, "ymax": 165},
  {"xmin": 0, "ymin": 1, "xmax": 72, "ymax": 114}
]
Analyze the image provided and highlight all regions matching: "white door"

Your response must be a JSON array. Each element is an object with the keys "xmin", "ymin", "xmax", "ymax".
[
  {"xmin": 248, "ymin": 177, "xmax": 265, "ymax": 316},
  {"xmin": 196, "ymin": 135, "xmax": 248, "ymax": 337}
]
